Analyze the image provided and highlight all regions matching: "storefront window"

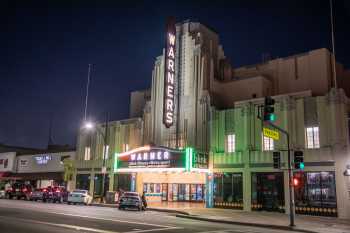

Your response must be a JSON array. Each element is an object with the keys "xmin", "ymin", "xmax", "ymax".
[
  {"xmin": 76, "ymin": 174, "xmax": 90, "ymax": 191},
  {"xmin": 214, "ymin": 173, "xmax": 243, "ymax": 209},
  {"xmin": 94, "ymin": 174, "xmax": 103, "ymax": 196},
  {"xmin": 113, "ymin": 174, "xmax": 131, "ymax": 192},
  {"xmin": 294, "ymin": 171, "xmax": 337, "ymax": 217},
  {"xmin": 251, "ymin": 172, "xmax": 284, "ymax": 212}
]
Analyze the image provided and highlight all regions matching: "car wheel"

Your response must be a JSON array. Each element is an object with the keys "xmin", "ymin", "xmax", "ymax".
[{"xmin": 67, "ymin": 201, "xmax": 71, "ymax": 205}]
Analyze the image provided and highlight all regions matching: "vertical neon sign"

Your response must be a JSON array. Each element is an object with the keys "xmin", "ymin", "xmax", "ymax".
[{"xmin": 163, "ymin": 17, "xmax": 176, "ymax": 128}]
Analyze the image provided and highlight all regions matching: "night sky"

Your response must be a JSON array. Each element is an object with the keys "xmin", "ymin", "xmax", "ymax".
[{"xmin": 1, "ymin": 0, "xmax": 349, "ymax": 149}]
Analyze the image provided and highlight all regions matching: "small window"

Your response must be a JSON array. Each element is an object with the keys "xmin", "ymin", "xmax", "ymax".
[
  {"xmin": 305, "ymin": 127, "xmax": 320, "ymax": 149},
  {"xmin": 84, "ymin": 147, "xmax": 91, "ymax": 160},
  {"xmin": 102, "ymin": 145, "xmax": 109, "ymax": 160},
  {"xmin": 123, "ymin": 144, "xmax": 129, "ymax": 152},
  {"xmin": 226, "ymin": 134, "xmax": 235, "ymax": 153},
  {"xmin": 262, "ymin": 135, "xmax": 274, "ymax": 151}
]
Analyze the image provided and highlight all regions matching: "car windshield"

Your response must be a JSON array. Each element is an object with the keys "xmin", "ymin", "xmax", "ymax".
[
  {"xmin": 123, "ymin": 192, "xmax": 139, "ymax": 197},
  {"xmin": 73, "ymin": 190, "xmax": 87, "ymax": 194}
]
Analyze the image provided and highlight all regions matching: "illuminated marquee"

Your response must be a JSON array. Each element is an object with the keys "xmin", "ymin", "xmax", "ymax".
[
  {"xmin": 163, "ymin": 18, "xmax": 176, "ymax": 128},
  {"xmin": 117, "ymin": 146, "xmax": 183, "ymax": 169}
]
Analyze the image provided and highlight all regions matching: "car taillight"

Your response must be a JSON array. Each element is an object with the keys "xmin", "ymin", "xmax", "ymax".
[
  {"xmin": 23, "ymin": 188, "xmax": 27, "ymax": 192},
  {"xmin": 43, "ymin": 189, "xmax": 47, "ymax": 192}
]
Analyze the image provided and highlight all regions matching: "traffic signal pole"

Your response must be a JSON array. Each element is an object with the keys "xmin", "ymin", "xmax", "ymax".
[{"xmin": 258, "ymin": 105, "xmax": 295, "ymax": 227}]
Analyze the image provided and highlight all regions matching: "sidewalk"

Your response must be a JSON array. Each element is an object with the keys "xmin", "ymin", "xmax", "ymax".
[
  {"xmin": 91, "ymin": 201, "xmax": 350, "ymax": 233},
  {"xmin": 147, "ymin": 203, "xmax": 350, "ymax": 233}
]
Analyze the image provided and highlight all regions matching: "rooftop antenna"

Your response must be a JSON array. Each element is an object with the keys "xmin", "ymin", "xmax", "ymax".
[
  {"xmin": 84, "ymin": 64, "xmax": 92, "ymax": 121},
  {"xmin": 330, "ymin": 0, "xmax": 337, "ymax": 88}
]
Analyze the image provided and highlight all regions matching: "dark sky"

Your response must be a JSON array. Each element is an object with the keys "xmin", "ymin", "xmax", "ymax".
[{"xmin": 1, "ymin": 0, "xmax": 349, "ymax": 149}]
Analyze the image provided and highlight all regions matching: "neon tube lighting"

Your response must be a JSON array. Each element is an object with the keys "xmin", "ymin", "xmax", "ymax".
[
  {"xmin": 117, "ymin": 145, "xmax": 151, "ymax": 157},
  {"xmin": 115, "ymin": 167, "xmax": 186, "ymax": 173}
]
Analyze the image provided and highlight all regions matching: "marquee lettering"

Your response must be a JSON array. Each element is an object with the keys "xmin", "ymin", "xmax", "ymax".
[{"xmin": 163, "ymin": 19, "xmax": 176, "ymax": 128}]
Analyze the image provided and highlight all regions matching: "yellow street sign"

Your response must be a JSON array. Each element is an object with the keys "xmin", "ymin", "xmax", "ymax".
[{"xmin": 263, "ymin": 127, "xmax": 280, "ymax": 140}]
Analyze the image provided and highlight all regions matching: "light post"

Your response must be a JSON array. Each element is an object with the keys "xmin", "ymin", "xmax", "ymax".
[{"xmin": 83, "ymin": 114, "xmax": 109, "ymax": 203}]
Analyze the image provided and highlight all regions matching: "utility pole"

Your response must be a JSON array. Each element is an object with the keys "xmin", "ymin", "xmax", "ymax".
[
  {"xmin": 258, "ymin": 101, "xmax": 295, "ymax": 227},
  {"xmin": 329, "ymin": 0, "xmax": 337, "ymax": 88},
  {"xmin": 101, "ymin": 112, "xmax": 109, "ymax": 202},
  {"xmin": 84, "ymin": 64, "xmax": 92, "ymax": 121}
]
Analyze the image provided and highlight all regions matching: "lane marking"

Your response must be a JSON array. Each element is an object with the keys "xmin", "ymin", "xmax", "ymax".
[
  {"xmin": 127, "ymin": 227, "xmax": 183, "ymax": 233},
  {"xmin": 0, "ymin": 215, "xmax": 119, "ymax": 233},
  {"xmin": 48, "ymin": 211, "xmax": 177, "ymax": 228}
]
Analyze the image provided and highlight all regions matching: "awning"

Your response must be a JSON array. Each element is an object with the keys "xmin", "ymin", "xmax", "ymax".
[
  {"xmin": 0, "ymin": 172, "xmax": 21, "ymax": 180},
  {"xmin": 13, "ymin": 172, "xmax": 63, "ymax": 181}
]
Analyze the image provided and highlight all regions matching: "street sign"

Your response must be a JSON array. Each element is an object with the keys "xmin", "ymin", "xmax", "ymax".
[{"xmin": 263, "ymin": 127, "xmax": 280, "ymax": 140}]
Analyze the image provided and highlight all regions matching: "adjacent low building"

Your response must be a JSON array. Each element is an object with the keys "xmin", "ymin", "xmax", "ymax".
[{"xmin": 0, "ymin": 144, "xmax": 75, "ymax": 189}]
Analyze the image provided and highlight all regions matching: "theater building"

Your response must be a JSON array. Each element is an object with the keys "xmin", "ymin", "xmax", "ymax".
[{"xmin": 72, "ymin": 20, "xmax": 350, "ymax": 218}]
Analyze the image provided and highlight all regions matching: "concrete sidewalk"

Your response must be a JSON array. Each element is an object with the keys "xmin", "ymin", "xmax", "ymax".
[{"xmin": 92, "ymin": 202, "xmax": 350, "ymax": 233}]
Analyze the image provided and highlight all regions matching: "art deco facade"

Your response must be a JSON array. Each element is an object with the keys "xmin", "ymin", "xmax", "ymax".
[{"xmin": 72, "ymin": 20, "xmax": 350, "ymax": 219}]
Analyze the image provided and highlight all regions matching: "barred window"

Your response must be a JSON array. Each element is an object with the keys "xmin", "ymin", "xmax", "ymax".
[
  {"xmin": 84, "ymin": 147, "xmax": 91, "ymax": 160},
  {"xmin": 226, "ymin": 134, "xmax": 235, "ymax": 153},
  {"xmin": 306, "ymin": 127, "xmax": 320, "ymax": 149},
  {"xmin": 262, "ymin": 135, "xmax": 274, "ymax": 151}
]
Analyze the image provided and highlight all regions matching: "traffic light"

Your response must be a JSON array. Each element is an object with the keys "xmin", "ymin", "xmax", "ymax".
[
  {"xmin": 263, "ymin": 96, "xmax": 276, "ymax": 122},
  {"xmin": 273, "ymin": 152, "xmax": 281, "ymax": 169},
  {"xmin": 292, "ymin": 177, "xmax": 300, "ymax": 187},
  {"xmin": 294, "ymin": 151, "xmax": 304, "ymax": 170}
]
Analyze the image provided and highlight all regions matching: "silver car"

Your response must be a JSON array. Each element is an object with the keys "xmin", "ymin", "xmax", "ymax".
[{"xmin": 67, "ymin": 190, "xmax": 92, "ymax": 205}]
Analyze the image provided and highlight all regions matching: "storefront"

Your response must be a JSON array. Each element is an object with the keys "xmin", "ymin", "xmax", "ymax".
[
  {"xmin": 114, "ymin": 146, "xmax": 209, "ymax": 203},
  {"xmin": 16, "ymin": 151, "xmax": 75, "ymax": 188},
  {"xmin": 294, "ymin": 171, "xmax": 337, "ymax": 217},
  {"xmin": 213, "ymin": 172, "xmax": 243, "ymax": 209},
  {"xmin": 251, "ymin": 172, "xmax": 285, "ymax": 212}
]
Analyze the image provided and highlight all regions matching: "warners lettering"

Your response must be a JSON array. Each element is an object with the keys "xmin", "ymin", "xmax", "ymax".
[
  {"xmin": 117, "ymin": 146, "xmax": 184, "ymax": 169},
  {"xmin": 163, "ymin": 18, "xmax": 176, "ymax": 128}
]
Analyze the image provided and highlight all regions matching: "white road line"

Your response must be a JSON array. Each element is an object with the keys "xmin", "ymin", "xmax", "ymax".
[
  {"xmin": 127, "ymin": 226, "xmax": 183, "ymax": 233},
  {"xmin": 49, "ymin": 211, "xmax": 177, "ymax": 228},
  {"xmin": 0, "ymin": 215, "xmax": 119, "ymax": 233}
]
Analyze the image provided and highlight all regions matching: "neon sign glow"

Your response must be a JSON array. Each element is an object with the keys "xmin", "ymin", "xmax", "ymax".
[{"xmin": 163, "ymin": 18, "xmax": 176, "ymax": 128}]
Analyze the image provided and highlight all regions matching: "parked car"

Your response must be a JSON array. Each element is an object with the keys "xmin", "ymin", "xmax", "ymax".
[
  {"xmin": 118, "ymin": 192, "xmax": 145, "ymax": 211},
  {"xmin": 6, "ymin": 183, "xmax": 33, "ymax": 200},
  {"xmin": 50, "ymin": 186, "xmax": 68, "ymax": 203},
  {"xmin": 30, "ymin": 188, "xmax": 44, "ymax": 201},
  {"xmin": 41, "ymin": 186, "xmax": 54, "ymax": 202},
  {"xmin": 67, "ymin": 190, "xmax": 92, "ymax": 205}
]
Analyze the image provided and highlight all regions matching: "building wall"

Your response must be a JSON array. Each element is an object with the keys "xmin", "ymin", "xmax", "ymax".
[
  {"xmin": 0, "ymin": 152, "xmax": 16, "ymax": 172},
  {"xmin": 73, "ymin": 118, "xmax": 143, "ymax": 194},
  {"xmin": 129, "ymin": 89, "xmax": 151, "ymax": 118},
  {"xmin": 16, "ymin": 151, "xmax": 75, "ymax": 173},
  {"xmin": 210, "ymin": 89, "xmax": 350, "ymax": 218}
]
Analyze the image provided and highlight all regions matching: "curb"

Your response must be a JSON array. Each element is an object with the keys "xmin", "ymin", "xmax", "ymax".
[
  {"xmin": 147, "ymin": 208, "xmax": 189, "ymax": 215},
  {"xmin": 90, "ymin": 203, "xmax": 189, "ymax": 215},
  {"xmin": 91, "ymin": 203, "xmax": 119, "ymax": 208},
  {"xmin": 175, "ymin": 214, "xmax": 319, "ymax": 233}
]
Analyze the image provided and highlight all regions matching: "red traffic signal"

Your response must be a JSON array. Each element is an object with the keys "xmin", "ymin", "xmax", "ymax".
[{"xmin": 292, "ymin": 177, "xmax": 300, "ymax": 187}]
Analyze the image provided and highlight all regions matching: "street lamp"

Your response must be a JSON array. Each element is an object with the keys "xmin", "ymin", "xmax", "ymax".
[{"xmin": 82, "ymin": 117, "xmax": 109, "ymax": 203}]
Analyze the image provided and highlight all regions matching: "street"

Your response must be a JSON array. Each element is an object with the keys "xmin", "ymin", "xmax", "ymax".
[{"xmin": 0, "ymin": 199, "xmax": 304, "ymax": 233}]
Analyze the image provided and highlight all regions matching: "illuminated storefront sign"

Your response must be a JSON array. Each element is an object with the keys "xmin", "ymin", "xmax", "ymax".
[
  {"xmin": 114, "ymin": 146, "xmax": 209, "ymax": 173},
  {"xmin": 34, "ymin": 155, "xmax": 52, "ymax": 165},
  {"xmin": 117, "ymin": 146, "xmax": 184, "ymax": 169},
  {"xmin": 163, "ymin": 18, "xmax": 176, "ymax": 128}
]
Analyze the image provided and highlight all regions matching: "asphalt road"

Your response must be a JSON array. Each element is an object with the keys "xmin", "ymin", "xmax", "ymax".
[{"xmin": 0, "ymin": 199, "xmax": 302, "ymax": 233}]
